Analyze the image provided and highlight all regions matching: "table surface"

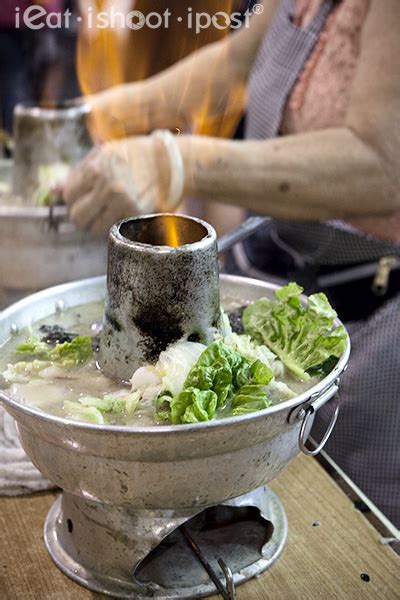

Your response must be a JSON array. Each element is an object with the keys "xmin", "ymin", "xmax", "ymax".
[{"xmin": 1, "ymin": 454, "xmax": 399, "ymax": 600}]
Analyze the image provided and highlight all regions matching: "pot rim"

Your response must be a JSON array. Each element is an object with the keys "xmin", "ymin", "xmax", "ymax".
[
  {"xmin": 0, "ymin": 274, "xmax": 351, "ymax": 435},
  {"xmin": 111, "ymin": 213, "xmax": 216, "ymax": 254},
  {"xmin": 14, "ymin": 100, "xmax": 91, "ymax": 120},
  {"xmin": 0, "ymin": 205, "xmax": 69, "ymax": 220}
]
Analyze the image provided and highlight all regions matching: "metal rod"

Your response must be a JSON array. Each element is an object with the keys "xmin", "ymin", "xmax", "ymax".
[
  {"xmin": 180, "ymin": 525, "xmax": 235, "ymax": 600},
  {"xmin": 217, "ymin": 216, "xmax": 270, "ymax": 255},
  {"xmin": 218, "ymin": 559, "xmax": 237, "ymax": 600}
]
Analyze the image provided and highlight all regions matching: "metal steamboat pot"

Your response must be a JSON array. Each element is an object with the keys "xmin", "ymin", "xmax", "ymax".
[
  {"xmin": 0, "ymin": 159, "xmax": 107, "ymax": 308},
  {"xmin": 0, "ymin": 274, "xmax": 350, "ymax": 510},
  {"xmin": 0, "ymin": 274, "xmax": 350, "ymax": 597},
  {"xmin": 12, "ymin": 101, "xmax": 92, "ymax": 199},
  {"xmin": 0, "ymin": 100, "xmax": 104, "ymax": 307}
]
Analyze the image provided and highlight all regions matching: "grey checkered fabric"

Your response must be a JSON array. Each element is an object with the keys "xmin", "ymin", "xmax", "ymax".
[
  {"xmin": 0, "ymin": 409, "xmax": 54, "ymax": 495},
  {"xmin": 246, "ymin": 0, "xmax": 400, "ymax": 267},
  {"xmin": 273, "ymin": 220, "xmax": 400, "ymax": 266},
  {"xmin": 313, "ymin": 303, "xmax": 400, "ymax": 527},
  {"xmin": 246, "ymin": 0, "xmax": 334, "ymax": 141},
  {"xmin": 245, "ymin": 0, "xmax": 400, "ymax": 527}
]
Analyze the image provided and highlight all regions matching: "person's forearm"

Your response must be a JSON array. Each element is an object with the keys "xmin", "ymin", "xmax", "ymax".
[
  {"xmin": 89, "ymin": 5, "xmax": 276, "ymax": 139},
  {"xmin": 88, "ymin": 39, "xmax": 242, "ymax": 139},
  {"xmin": 178, "ymin": 128, "xmax": 399, "ymax": 220}
]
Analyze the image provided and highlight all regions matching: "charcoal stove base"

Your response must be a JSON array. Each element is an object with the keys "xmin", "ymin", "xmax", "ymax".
[{"xmin": 44, "ymin": 486, "xmax": 287, "ymax": 599}]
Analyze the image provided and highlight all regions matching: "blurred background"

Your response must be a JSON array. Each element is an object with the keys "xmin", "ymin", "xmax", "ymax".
[
  {"xmin": 0, "ymin": 1, "xmax": 255, "ymax": 134},
  {"xmin": 0, "ymin": 1, "xmax": 256, "ymax": 306},
  {"xmin": 0, "ymin": 1, "xmax": 256, "ymax": 232}
]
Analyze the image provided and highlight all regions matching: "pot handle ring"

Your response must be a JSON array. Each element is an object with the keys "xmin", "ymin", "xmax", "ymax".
[{"xmin": 299, "ymin": 384, "xmax": 340, "ymax": 457}]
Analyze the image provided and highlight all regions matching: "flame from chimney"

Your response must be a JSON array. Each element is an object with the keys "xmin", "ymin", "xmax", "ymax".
[{"xmin": 77, "ymin": 1, "xmax": 244, "ymax": 140}]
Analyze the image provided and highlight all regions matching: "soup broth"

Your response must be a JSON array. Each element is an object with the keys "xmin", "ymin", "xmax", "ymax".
[{"xmin": 0, "ymin": 299, "xmax": 318, "ymax": 426}]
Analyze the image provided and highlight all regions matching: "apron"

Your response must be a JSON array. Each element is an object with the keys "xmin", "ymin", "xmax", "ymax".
[{"xmin": 241, "ymin": 0, "xmax": 400, "ymax": 527}]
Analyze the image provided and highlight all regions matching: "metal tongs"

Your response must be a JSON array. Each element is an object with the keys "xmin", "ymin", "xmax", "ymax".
[
  {"xmin": 180, "ymin": 525, "xmax": 237, "ymax": 600},
  {"xmin": 175, "ymin": 219, "xmax": 271, "ymax": 599}
]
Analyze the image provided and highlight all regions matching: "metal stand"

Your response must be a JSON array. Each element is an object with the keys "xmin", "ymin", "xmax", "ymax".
[{"xmin": 44, "ymin": 486, "xmax": 287, "ymax": 599}]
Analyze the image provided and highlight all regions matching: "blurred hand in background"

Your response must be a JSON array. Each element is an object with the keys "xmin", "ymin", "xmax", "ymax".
[{"xmin": 64, "ymin": 135, "xmax": 172, "ymax": 235}]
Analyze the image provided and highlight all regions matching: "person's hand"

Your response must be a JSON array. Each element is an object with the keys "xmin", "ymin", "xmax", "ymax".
[{"xmin": 63, "ymin": 136, "xmax": 172, "ymax": 236}]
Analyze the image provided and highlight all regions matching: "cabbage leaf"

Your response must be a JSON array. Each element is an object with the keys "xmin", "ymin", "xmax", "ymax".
[
  {"xmin": 63, "ymin": 401, "xmax": 105, "ymax": 425},
  {"xmin": 157, "ymin": 341, "xmax": 206, "ymax": 397},
  {"xmin": 2, "ymin": 359, "xmax": 53, "ymax": 383},
  {"xmin": 232, "ymin": 360, "xmax": 274, "ymax": 416},
  {"xmin": 160, "ymin": 341, "xmax": 273, "ymax": 424},
  {"xmin": 63, "ymin": 390, "xmax": 141, "ymax": 424},
  {"xmin": 170, "ymin": 388, "xmax": 218, "ymax": 424},
  {"xmin": 3, "ymin": 335, "xmax": 94, "ymax": 384},
  {"xmin": 16, "ymin": 335, "xmax": 93, "ymax": 368},
  {"xmin": 243, "ymin": 283, "xmax": 347, "ymax": 382}
]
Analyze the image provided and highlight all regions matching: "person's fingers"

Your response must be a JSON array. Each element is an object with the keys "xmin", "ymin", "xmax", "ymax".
[
  {"xmin": 63, "ymin": 151, "xmax": 101, "ymax": 207},
  {"xmin": 89, "ymin": 199, "xmax": 129, "ymax": 237},
  {"xmin": 69, "ymin": 191, "xmax": 106, "ymax": 230}
]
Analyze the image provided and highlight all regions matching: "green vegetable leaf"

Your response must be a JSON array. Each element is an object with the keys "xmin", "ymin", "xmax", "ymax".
[
  {"xmin": 2, "ymin": 360, "xmax": 53, "ymax": 383},
  {"xmin": 232, "ymin": 360, "xmax": 273, "ymax": 416},
  {"xmin": 170, "ymin": 388, "xmax": 218, "ymax": 424},
  {"xmin": 49, "ymin": 336, "xmax": 93, "ymax": 366},
  {"xmin": 185, "ymin": 341, "xmax": 253, "ymax": 407},
  {"xmin": 243, "ymin": 283, "xmax": 347, "ymax": 381},
  {"xmin": 16, "ymin": 335, "xmax": 93, "ymax": 368},
  {"xmin": 16, "ymin": 337, "xmax": 52, "ymax": 358},
  {"xmin": 64, "ymin": 400, "xmax": 105, "ymax": 425},
  {"xmin": 223, "ymin": 332, "xmax": 277, "ymax": 368},
  {"xmin": 156, "ymin": 392, "xmax": 174, "ymax": 423},
  {"xmin": 124, "ymin": 391, "xmax": 141, "ymax": 415},
  {"xmin": 78, "ymin": 396, "xmax": 115, "ymax": 413},
  {"xmin": 63, "ymin": 391, "xmax": 141, "ymax": 425},
  {"xmin": 163, "ymin": 341, "xmax": 273, "ymax": 424}
]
